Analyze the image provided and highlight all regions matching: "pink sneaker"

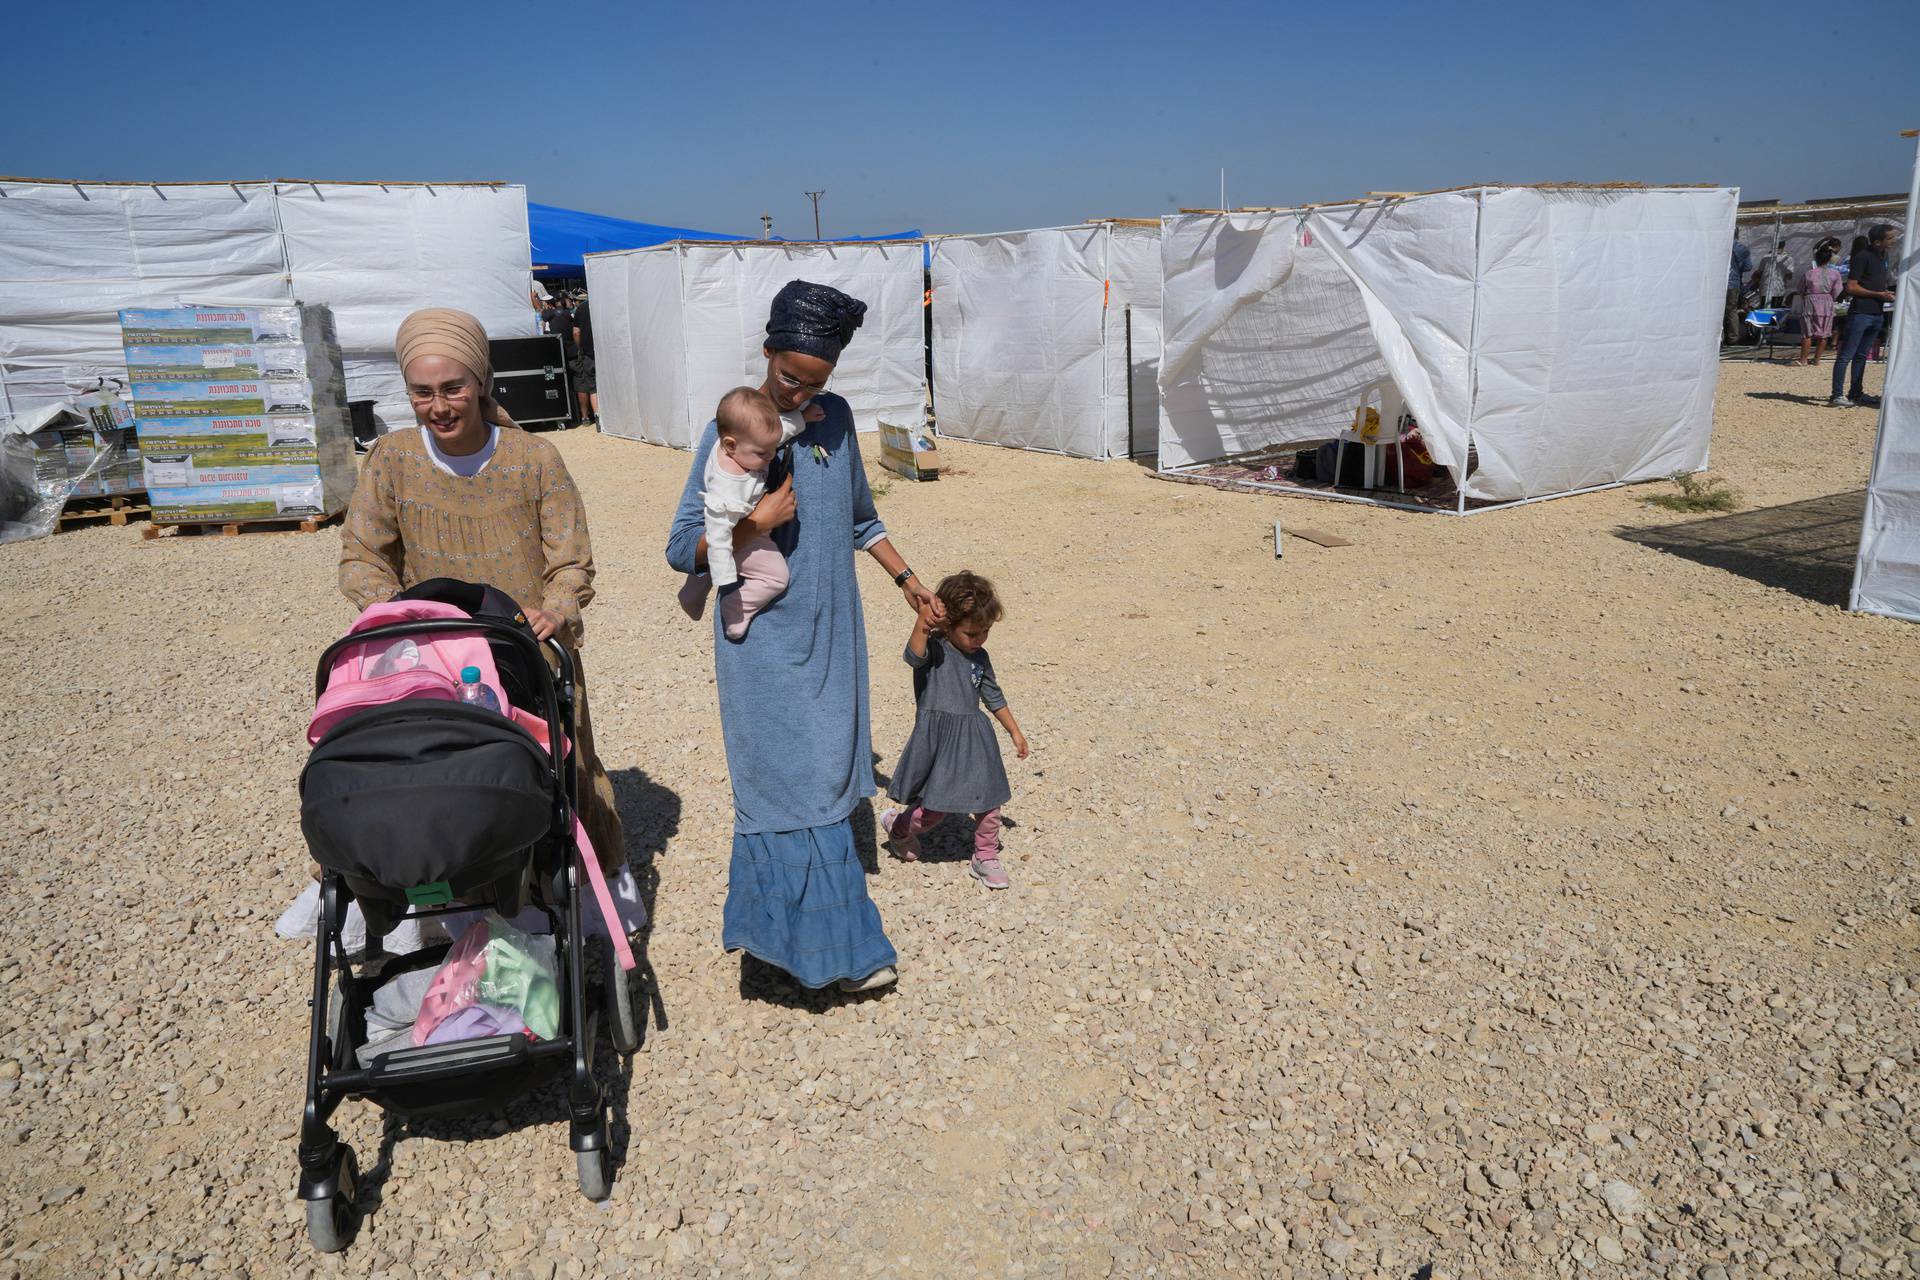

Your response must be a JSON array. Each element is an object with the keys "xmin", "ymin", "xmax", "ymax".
[
  {"xmin": 969, "ymin": 854, "xmax": 1010, "ymax": 890},
  {"xmin": 878, "ymin": 806, "xmax": 921, "ymax": 861}
]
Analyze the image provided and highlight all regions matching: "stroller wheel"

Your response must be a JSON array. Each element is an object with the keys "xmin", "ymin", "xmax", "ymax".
[
  {"xmin": 305, "ymin": 1145, "xmax": 359, "ymax": 1253},
  {"xmin": 577, "ymin": 1146, "xmax": 612, "ymax": 1202},
  {"xmin": 606, "ymin": 941, "xmax": 642, "ymax": 1055}
]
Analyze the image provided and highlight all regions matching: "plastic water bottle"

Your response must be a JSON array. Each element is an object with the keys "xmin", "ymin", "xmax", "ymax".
[{"xmin": 456, "ymin": 666, "xmax": 501, "ymax": 714}]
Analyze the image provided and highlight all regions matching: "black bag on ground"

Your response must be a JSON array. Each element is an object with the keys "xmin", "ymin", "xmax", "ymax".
[{"xmin": 1314, "ymin": 440, "xmax": 1368, "ymax": 487}]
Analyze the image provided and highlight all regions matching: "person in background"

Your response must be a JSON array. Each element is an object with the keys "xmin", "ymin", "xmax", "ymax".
[
  {"xmin": 1725, "ymin": 238, "xmax": 1754, "ymax": 345},
  {"xmin": 541, "ymin": 293, "xmax": 577, "ymax": 424},
  {"xmin": 1792, "ymin": 242, "xmax": 1844, "ymax": 367},
  {"xmin": 571, "ymin": 293, "xmax": 597, "ymax": 428},
  {"xmin": 1830, "ymin": 224, "xmax": 1899, "ymax": 409},
  {"xmin": 1754, "ymin": 241, "xmax": 1794, "ymax": 308}
]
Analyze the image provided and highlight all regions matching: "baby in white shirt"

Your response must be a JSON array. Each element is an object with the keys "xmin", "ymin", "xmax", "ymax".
[{"xmin": 677, "ymin": 386, "xmax": 806, "ymax": 640}]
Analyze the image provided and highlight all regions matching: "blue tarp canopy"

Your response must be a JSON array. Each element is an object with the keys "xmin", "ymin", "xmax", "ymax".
[
  {"xmin": 529, "ymin": 202, "xmax": 741, "ymax": 275},
  {"xmin": 529, "ymin": 202, "xmax": 922, "ymax": 277}
]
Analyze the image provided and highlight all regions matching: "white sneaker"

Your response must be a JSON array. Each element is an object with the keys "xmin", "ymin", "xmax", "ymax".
[
  {"xmin": 1829, "ymin": 395, "xmax": 1855, "ymax": 408},
  {"xmin": 837, "ymin": 966, "xmax": 897, "ymax": 993}
]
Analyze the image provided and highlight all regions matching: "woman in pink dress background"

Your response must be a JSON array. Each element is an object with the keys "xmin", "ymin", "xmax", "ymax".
[{"xmin": 1794, "ymin": 240, "xmax": 1844, "ymax": 367}]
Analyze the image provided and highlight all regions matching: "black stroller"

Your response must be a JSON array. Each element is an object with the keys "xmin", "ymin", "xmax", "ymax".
[{"xmin": 294, "ymin": 579, "xmax": 640, "ymax": 1252}]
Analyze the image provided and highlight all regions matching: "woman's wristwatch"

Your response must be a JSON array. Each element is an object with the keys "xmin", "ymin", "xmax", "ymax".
[{"xmin": 893, "ymin": 567, "xmax": 915, "ymax": 586}]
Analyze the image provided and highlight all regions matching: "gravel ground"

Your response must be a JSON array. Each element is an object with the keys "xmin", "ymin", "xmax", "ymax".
[{"xmin": 0, "ymin": 356, "xmax": 1915, "ymax": 1279}]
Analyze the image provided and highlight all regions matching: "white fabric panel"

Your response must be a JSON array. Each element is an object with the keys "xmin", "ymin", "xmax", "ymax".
[
  {"xmin": 1103, "ymin": 225, "xmax": 1163, "ymax": 458},
  {"xmin": 1852, "ymin": 140, "xmax": 1920, "ymax": 621},
  {"xmin": 0, "ymin": 182, "xmax": 287, "ymax": 416},
  {"xmin": 1303, "ymin": 195, "xmax": 1481, "ymax": 478},
  {"xmin": 587, "ymin": 247, "xmax": 688, "ymax": 447},
  {"xmin": 677, "ymin": 242, "xmax": 924, "ymax": 442},
  {"xmin": 1464, "ymin": 188, "xmax": 1731, "ymax": 501},
  {"xmin": 931, "ymin": 227, "xmax": 1109, "ymax": 457},
  {"xmin": 1157, "ymin": 212, "xmax": 1391, "ymax": 472},
  {"xmin": 276, "ymin": 184, "xmax": 535, "ymax": 424}
]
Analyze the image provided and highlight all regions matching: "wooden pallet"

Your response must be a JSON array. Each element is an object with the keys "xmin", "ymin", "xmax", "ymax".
[
  {"xmin": 141, "ymin": 511, "xmax": 342, "ymax": 541},
  {"xmin": 56, "ymin": 494, "xmax": 150, "ymax": 530}
]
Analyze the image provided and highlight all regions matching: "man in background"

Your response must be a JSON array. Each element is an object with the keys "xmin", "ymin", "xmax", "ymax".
[
  {"xmin": 1725, "ymin": 238, "xmax": 1754, "ymax": 345},
  {"xmin": 1831, "ymin": 224, "xmax": 1899, "ymax": 409},
  {"xmin": 571, "ymin": 293, "xmax": 597, "ymax": 427},
  {"xmin": 541, "ymin": 293, "xmax": 578, "ymax": 425}
]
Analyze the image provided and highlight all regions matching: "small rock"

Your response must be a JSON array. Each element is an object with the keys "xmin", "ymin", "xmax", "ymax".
[
  {"xmin": 1596, "ymin": 1234, "xmax": 1626, "ymax": 1264},
  {"xmin": 1601, "ymin": 1179, "xmax": 1647, "ymax": 1221}
]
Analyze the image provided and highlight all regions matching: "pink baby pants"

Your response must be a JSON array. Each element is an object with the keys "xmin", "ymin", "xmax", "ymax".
[{"xmin": 677, "ymin": 536, "xmax": 789, "ymax": 640}]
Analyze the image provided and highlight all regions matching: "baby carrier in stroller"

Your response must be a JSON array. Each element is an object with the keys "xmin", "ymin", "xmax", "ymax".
[{"xmin": 294, "ymin": 580, "xmax": 640, "ymax": 1252}]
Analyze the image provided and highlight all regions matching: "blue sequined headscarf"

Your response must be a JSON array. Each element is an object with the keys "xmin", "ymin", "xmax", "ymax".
[{"xmin": 765, "ymin": 280, "xmax": 867, "ymax": 365}]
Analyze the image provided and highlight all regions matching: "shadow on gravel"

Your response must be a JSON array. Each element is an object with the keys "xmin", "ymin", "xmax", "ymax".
[
  {"xmin": 608, "ymin": 765, "xmax": 679, "ymax": 1035},
  {"xmin": 1745, "ymin": 389, "xmax": 1838, "ymax": 406},
  {"xmin": 1618, "ymin": 489, "xmax": 1866, "ymax": 607},
  {"xmin": 736, "ymin": 952, "xmax": 894, "ymax": 1012}
]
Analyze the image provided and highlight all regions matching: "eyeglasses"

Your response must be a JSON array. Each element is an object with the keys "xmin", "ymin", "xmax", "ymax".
[
  {"xmin": 773, "ymin": 369, "xmax": 829, "ymax": 396},
  {"xmin": 406, "ymin": 382, "xmax": 475, "ymax": 407}
]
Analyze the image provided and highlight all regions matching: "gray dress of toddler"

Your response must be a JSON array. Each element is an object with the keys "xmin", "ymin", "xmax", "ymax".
[{"xmin": 886, "ymin": 635, "xmax": 1011, "ymax": 814}]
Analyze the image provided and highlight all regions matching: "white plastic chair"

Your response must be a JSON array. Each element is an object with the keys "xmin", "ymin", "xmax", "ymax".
[{"xmin": 1332, "ymin": 380, "xmax": 1407, "ymax": 492}]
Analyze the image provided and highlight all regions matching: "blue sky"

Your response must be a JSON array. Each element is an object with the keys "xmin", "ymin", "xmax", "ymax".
[{"xmin": 6, "ymin": 0, "xmax": 1915, "ymax": 235}]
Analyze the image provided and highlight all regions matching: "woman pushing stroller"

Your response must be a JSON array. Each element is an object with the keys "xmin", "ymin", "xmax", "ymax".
[{"xmin": 338, "ymin": 308, "xmax": 624, "ymax": 871}]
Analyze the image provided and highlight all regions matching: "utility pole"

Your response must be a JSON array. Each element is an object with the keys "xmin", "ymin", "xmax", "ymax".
[
  {"xmin": 759, "ymin": 212, "xmax": 773, "ymax": 239},
  {"xmin": 804, "ymin": 190, "xmax": 825, "ymax": 241}
]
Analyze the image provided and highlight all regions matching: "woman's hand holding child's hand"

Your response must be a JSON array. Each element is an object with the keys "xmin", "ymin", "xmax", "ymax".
[{"xmin": 905, "ymin": 577, "xmax": 945, "ymax": 620}]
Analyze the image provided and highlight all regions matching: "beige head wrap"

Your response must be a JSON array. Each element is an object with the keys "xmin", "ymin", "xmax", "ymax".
[{"xmin": 395, "ymin": 307, "xmax": 517, "ymax": 429}]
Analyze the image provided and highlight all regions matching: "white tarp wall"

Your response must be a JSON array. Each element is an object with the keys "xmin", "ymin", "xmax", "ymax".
[
  {"xmin": 0, "ymin": 180, "xmax": 534, "ymax": 425},
  {"xmin": 591, "ymin": 240, "xmax": 924, "ymax": 449},
  {"xmin": 929, "ymin": 222, "xmax": 1161, "ymax": 460},
  {"xmin": 585, "ymin": 247, "xmax": 685, "ymax": 448},
  {"xmin": 1851, "ymin": 137, "xmax": 1920, "ymax": 622},
  {"xmin": 1105, "ymin": 224, "xmax": 1164, "ymax": 457},
  {"xmin": 1161, "ymin": 186, "xmax": 1735, "ymax": 506},
  {"xmin": 0, "ymin": 182, "xmax": 285, "ymax": 418},
  {"xmin": 1158, "ymin": 212, "xmax": 1397, "ymax": 470},
  {"xmin": 275, "ymin": 183, "xmax": 536, "ymax": 422}
]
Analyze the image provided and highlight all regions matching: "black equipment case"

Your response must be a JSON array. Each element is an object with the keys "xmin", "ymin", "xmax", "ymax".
[{"xmin": 488, "ymin": 335, "xmax": 573, "ymax": 426}]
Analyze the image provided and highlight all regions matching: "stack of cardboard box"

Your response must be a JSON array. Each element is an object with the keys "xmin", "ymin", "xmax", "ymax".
[
  {"xmin": 119, "ymin": 304, "xmax": 356, "ymax": 524},
  {"xmin": 16, "ymin": 390, "xmax": 142, "ymax": 500}
]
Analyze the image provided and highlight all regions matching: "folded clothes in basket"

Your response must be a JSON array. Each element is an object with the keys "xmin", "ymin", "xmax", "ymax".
[{"xmin": 413, "ymin": 914, "xmax": 559, "ymax": 1045}]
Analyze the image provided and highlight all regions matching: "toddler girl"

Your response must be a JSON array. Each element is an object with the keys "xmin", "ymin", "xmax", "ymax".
[
  {"xmin": 1793, "ymin": 242, "xmax": 1844, "ymax": 367},
  {"xmin": 677, "ymin": 386, "xmax": 805, "ymax": 640},
  {"xmin": 880, "ymin": 571, "xmax": 1029, "ymax": 889}
]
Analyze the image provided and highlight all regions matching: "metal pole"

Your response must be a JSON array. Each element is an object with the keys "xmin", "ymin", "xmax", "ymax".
[
  {"xmin": 804, "ymin": 190, "xmax": 825, "ymax": 241},
  {"xmin": 1125, "ymin": 306, "xmax": 1136, "ymax": 459}
]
